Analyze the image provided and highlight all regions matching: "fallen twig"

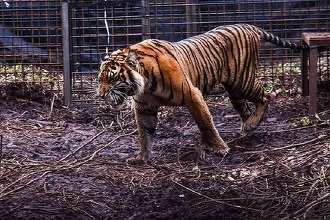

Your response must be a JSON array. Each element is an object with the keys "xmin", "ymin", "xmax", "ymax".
[
  {"xmin": 0, "ymin": 134, "xmax": 2, "ymax": 166},
  {"xmin": 242, "ymin": 134, "xmax": 328, "ymax": 154},
  {"xmin": 0, "ymin": 126, "xmax": 136, "ymax": 200},
  {"xmin": 59, "ymin": 121, "xmax": 113, "ymax": 162},
  {"xmin": 218, "ymin": 121, "xmax": 330, "ymax": 135},
  {"xmin": 61, "ymin": 129, "xmax": 137, "ymax": 169},
  {"xmin": 282, "ymin": 192, "xmax": 330, "ymax": 220},
  {"xmin": 171, "ymin": 178, "xmax": 264, "ymax": 214},
  {"xmin": 48, "ymin": 93, "xmax": 56, "ymax": 118},
  {"xmin": 0, "ymin": 169, "xmax": 52, "ymax": 199},
  {"xmin": 269, "ymin": 136, "xmax": 322, "ymax": 151}
]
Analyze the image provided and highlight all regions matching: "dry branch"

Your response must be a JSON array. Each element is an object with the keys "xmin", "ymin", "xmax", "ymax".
[
  {"xmin": 48, "ymin": 93, "xmax": 56, "ymax": 118},
  {"xmin": 0, "ymin": 170, "xmax": 52, "ymax": 199},
  {"xmin": 171, "ymin": 178, "xmax": 264, "ymax": 213},
  {"xmin": 0, "ymin": 126, "xmax": 137, "ymax": 200},
  {"xmin": 57, "ymin": 128, "xmax": 137, "ymax": 170},
  {"xmin": 0, "ymin": 134, "xmax": 2, "ymax": 165},
  {"xmin": 282, "ymin": 192, "xmax": 330, "ymax": 220},
  {"xmin": 59, "ymin": 121, "xmax": 113, "ymax": 162}
]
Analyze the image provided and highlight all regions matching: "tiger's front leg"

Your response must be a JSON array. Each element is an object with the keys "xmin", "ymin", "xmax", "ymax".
[
  {"xmin": 185, "ymin": 87, "xmax": 230, "ymax": 155},
  {"xmin": 128, "ymin": 108, "xmax": 158, "ymax": 164}
]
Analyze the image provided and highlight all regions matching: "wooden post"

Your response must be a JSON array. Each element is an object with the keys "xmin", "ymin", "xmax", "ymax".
[
  {"xmin": 308, "ymin": 46, "xmax": 318, "ymax": 116},
  {"xmin": 302, "ymin": 33, "xmax": 330, "ymax": 116}
]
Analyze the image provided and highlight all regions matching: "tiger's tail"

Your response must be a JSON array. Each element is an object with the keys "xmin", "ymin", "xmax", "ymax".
[{"xmin": 259, "ymin": 29, "xmax": 307, "ymax": 50}]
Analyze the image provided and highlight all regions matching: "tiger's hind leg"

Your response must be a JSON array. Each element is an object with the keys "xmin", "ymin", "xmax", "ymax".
[
  {"xmin": 228, "ymin": 95, "xmax": 253, "ymax": 123},
  {"xmin": 241, "ymin": 83, "xmax": 270, "ymax": 132}
]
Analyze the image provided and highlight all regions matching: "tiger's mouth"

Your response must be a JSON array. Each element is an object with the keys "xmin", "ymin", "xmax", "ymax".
[
  {"xmin": 111, "ymin": 93, "xmax": 126, "ymax": 106},
  {"xmin": 103, "ymin": 88, "xmax": 127, "ymax": 106}
]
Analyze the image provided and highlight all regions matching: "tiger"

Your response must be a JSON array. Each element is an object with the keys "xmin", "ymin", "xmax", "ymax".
[{"xmin": 97, "ymin": 23, "xmax": 306, "ymax": 164}]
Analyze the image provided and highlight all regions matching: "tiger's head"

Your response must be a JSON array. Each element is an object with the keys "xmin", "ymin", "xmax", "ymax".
[{"xmin": 97, "ymin": 49, "xmax": 145, "ymax": 105}]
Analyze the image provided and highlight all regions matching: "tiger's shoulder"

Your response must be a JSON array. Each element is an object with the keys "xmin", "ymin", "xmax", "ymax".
[{"xmin": 129, "ymin": 38, "xmax": 176, "ymax": 57}]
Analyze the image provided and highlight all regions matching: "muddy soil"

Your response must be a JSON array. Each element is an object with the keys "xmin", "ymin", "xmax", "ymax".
[{"xmin": 0, "ymin": 83, "xmax": 329, "ymax": 220}]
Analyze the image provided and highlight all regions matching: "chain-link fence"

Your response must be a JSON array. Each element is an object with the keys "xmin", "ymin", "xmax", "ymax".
[{"xmin": 0, "ymin": 0, "xmax": 329, "ymax": 104}]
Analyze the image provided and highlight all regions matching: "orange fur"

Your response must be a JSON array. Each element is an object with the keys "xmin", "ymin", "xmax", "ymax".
[{"xmin": 98, "ymin": 24, "xmax": 304, "ymax": 164}]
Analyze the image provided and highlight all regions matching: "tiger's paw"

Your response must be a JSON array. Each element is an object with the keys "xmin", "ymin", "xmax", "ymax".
[
  {"xmin": 241, "ymin": 114, "xmax": 260, "ymax": 132},
  {"xmin": 209, "ymin": 145, "xmax": 230, "ymax": 156},
  {"xmin": 127, "ymin": 151, "xmax": 150, "ymax": 165},
  {"xmin": 127, "ymin": 155, "xmax": 147, "ymax": 165}
]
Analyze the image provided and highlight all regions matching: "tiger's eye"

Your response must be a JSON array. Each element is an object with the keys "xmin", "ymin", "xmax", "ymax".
[
  {"xmin": 108, "ymin": 74, "xmax": 115, "ymax": 81},
  {"xmin": 108, "ymin": 71, "xmax": 119, "ymax": 82}
]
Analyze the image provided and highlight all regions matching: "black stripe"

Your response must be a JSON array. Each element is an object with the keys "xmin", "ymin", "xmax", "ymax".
[
  {"xmin": 222, "ymin": 27, "xmax": 241, "ymax": 88},
  {"xmin": 205, "ymin": 34, "xmax": 228, "ymax": 83},
  {"xmin": 149, "ymin": 67, "xmax": 158, "ymax": 92},
  {"xmin": 184, "ymin": 39, "xmax": 207, "ymax": 89},
  {"xmin": 261, "ymin": 29, "xmax": 304, "ymax": 49},
  {"xmin": 181, "ymin": 82, "xmax": 185, "ymax": 105},
  {"xmin": 237, "ymin": 26, "xmax": 257, "ymax": 94},
  {"xmin": 174, "ymin": 42, "xmax": 197, "ymax": 84},
  {"xmin": 194, "ymin": 37, "xmax": 215, "ymax": 93},
  {"xmin": 160, "ymin": 68, "xmax": 166, "ymax": 92},
  {"xmin": 242, "ymin": 37, "xmax": 255, "ymax": 94},
  {"xmin": 150, "ymin": 40, "xmax": 177, "ymax": 60},
  {"xmin": 168, "ymin": 78, "xmax": 174, "ymax": 100},
  {"xmin": 235, "ymin": 26, "xmax": 252, "ymax": 91},
  {"xmin": 138, "ymin": 109, "xmax": 158, "ymax": 116},
  {"xmin": 212, "ymin": 30, "xmax": 233, "ymax": 85},
  {"xmin": 143, "ymin": 125, "xmax": 156, "ymax": 134},
  {"xmin": 138, "ymin": 44, "xmax": 163, "ymax": 55},
  {"xmin": 236, "ymin": 28, "xmax": 257, "ymax": 94},
  {"xmin": 229, "ymin": 25, "xmax": 244, "ymax": 73},
  {"xmin": 133, "ymin": 97, "xmax": 148, "ymax": 105},
  {"xmin": 143, "ymin": 68, "xmax": 149, "ymax": 80},
  {"xmin": 199, "ymin": 36, "xmax": 219, "ymax": 90}
]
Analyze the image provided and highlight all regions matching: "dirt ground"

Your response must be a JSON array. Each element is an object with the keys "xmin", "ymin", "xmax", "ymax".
[{"xmin": 0, "ymin": 83, "xmax": 329, "ymax": 220}]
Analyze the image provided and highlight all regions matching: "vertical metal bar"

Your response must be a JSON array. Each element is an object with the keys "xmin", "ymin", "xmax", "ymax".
[
  {"xmin": 301, "ymin": 41, "xmax": 309, "ymax": 96},
  {"xmin": 62, "ymin": 0, "xmax": 71, "ymax": 105},
  {"xmin": 309, "ymin": 46, "xmax": 318, "ymax": 116},
  {"xmin": 141, "ymin": 0, "xmax": 150, "ymax": 40},
  {"xmin": 186, "ymin": 0, "xmax": 197, "ymax": 37}
]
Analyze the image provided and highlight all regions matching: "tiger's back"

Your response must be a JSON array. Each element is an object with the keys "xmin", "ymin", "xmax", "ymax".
[
  {"xmin": 172, "ymin": 24, "xmax": 261, "ymax": 96},
  {"xmin": 129, "ymin": 24, "xmax": 263, "ymax": 101}
]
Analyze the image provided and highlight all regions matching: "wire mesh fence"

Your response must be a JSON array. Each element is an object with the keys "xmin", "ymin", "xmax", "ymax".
[
  {"xmin": 69, "ymin": 0, "xmax": 144, "ymax": 103},
  {"xmin": 0, "ymin": 0, "xmax": 329, "ymax": 103},
  {"xmin": 0, "ymin": 0, "xmax": 63, "ymax": 95}
]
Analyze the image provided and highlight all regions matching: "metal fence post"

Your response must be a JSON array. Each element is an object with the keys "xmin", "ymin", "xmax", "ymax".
[
  {"xmin": 141, "ymin": 0, "xmax": 150, "ymax": 40},
  {"xmin": 62, "ymin": 0, "xmax": 71, "ymax": 105},
  {"xmin": 186, "ymin": 0, "xmax": 197, "ymax": 37}
]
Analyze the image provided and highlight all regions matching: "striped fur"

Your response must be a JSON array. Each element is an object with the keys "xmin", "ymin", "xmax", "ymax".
[{"xmin": 97, "ymin": 23, "xmax": 305, "ymax": 164}]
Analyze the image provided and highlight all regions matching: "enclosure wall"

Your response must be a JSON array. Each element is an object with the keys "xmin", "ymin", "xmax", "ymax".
[{"xmin": 0, "ymin": 0, "xmax": 329, "ymax": 102}]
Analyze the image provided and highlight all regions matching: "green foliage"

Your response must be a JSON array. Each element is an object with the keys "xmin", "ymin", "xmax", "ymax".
[
  {"xmin": 293, "ymin": 113, "xmax": 329, "ymax": 128},
  {"xmin": 0, "ymin": 64, "xmax": 59, "ymax": 83}
]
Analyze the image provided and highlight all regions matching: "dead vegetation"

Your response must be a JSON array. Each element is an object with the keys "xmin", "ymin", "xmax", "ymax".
[{"xmin": 0, "ymin": 83, "xmax": 329, "ymax": 219}]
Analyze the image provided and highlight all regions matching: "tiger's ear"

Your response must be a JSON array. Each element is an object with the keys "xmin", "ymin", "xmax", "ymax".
[
  {"xmin": 111, "ymin": 49, "xmax": 122, "ymax": 56},
  {"xmin": 101, "ymin": 53, "xmax": 110, "ymax": 61},
  {"xmin": 101, "ymin": 49, "xmax": 122, "ymax": 61},
  {"xmin": 127, "ymin": 50, "xmax": 138, "ymax": 68}
]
